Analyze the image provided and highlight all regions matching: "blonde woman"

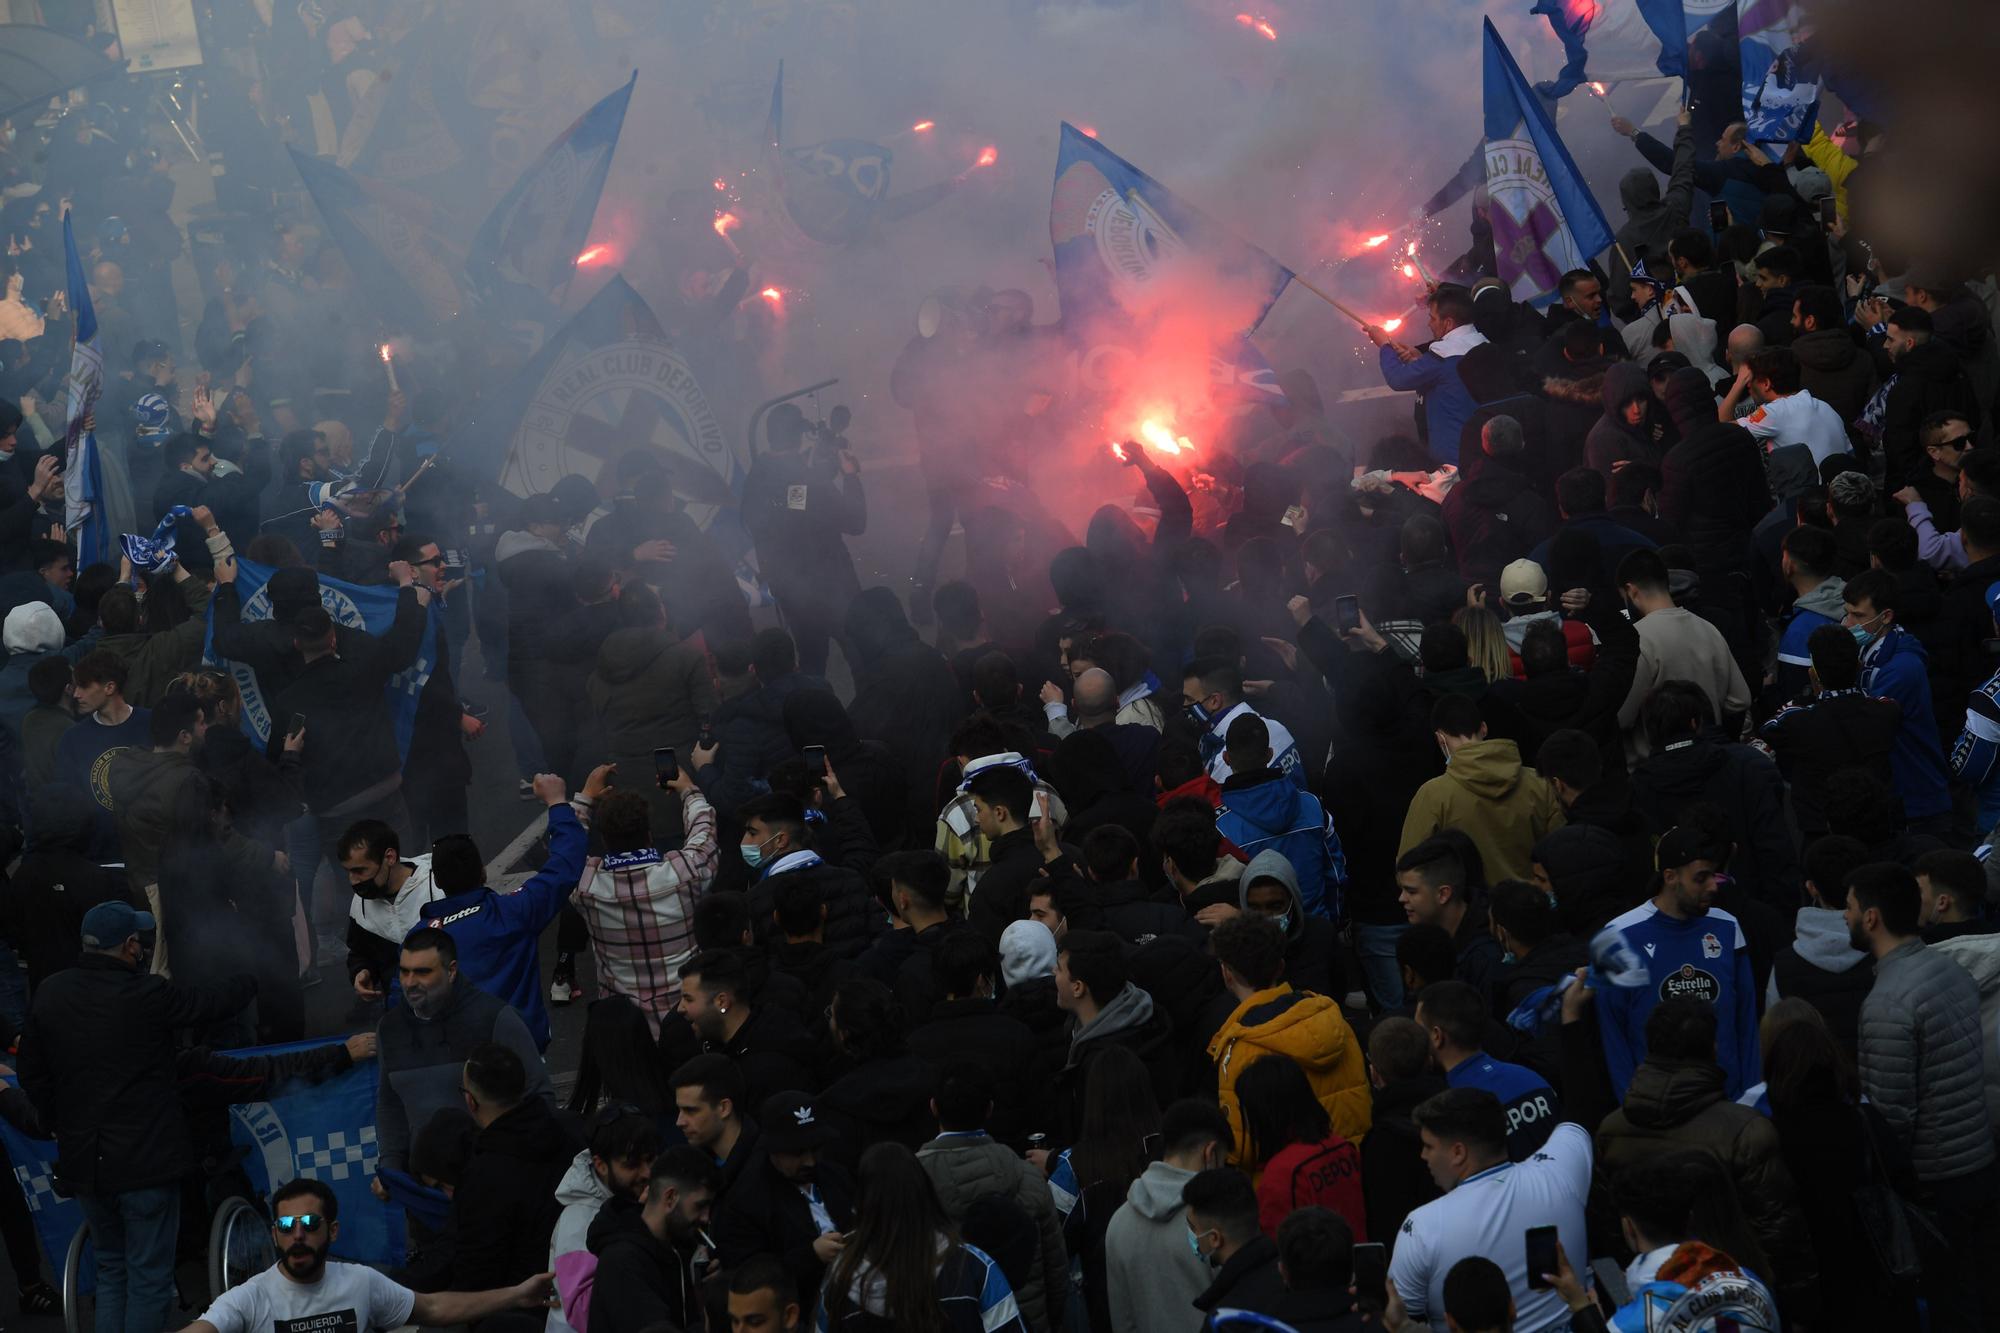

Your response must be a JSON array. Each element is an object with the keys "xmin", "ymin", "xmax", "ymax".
[{"xmin": 1453, "ymin": 605, "xmax": 1514, "ymax": 683}]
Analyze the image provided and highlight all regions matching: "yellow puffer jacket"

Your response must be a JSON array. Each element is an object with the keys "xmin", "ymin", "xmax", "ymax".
[{"xmin": 1209, "ymin": 984, "xmax": 1371, "ymax": 1164}]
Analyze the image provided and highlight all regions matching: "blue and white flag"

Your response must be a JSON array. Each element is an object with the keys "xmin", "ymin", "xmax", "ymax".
[
  {"xmin": 1483, "ymin": 19, "xmax": 1616, "ymax": 307},
  {"xmin": 1737, "ymin": 0, "xmax": 1821, "ymax": 143},
  {"xmin": 60, "ymin": 212, "xmax": 109, "ymax": 569},
  {"xmin": 477, "ymin": 276, "xmax": 741, "ymax": 526},
  {"xmin": 290, "ymin": 148, "xmax": 467, "ymax": 327},
  {"xmin": 121, "ymin": 504, "xmax": 191, "ymax": 572},
  {"xmin": 1049, "ymin": 123, "xmax": 1293, "ymax": 407},
  {"xmin": 1532, "ymin": 0, "xmax": 1687, "ymax": 97},
  {"xmin": 466, "ymin": 73, "xmax": 634, "ymax": 315},
  {"xmin": 0, "ymin": 1043, "xmax": 405, "ymax": 1287},
  {"xmin": 203, "ymin": 559, "xmax": 438, "ymax": 756}
]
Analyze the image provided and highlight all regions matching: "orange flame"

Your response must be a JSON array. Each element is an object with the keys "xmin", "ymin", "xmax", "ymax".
[
  {"xmin": 974, "ymin": 145, "xmax": 998, "ymax": 168},
  {"xmin": 759, "ymin": 286, "xmax": 783, "ymax": 303},
  {"xmin": 575, "ymin": 244, "xmax": 610, "ymax": 266},
  {"xmin": 712, "ymin": 178, "xmax": 728, "ymax": 191},
  {"xmin": 1110, "ymin": 441, "xmax": 1129, "ymax": 462},
  {"xmin": 1138, "ymin": 418, "xmax": 1195, "ymax": 458},
  {"xmin": 912, "ymin": 120, "xmax": 935, "ymax": 133},
  {"xmin": 1234, "ymin": 12, "xmax": 1254, "ymax": 23},
  {"xmin": 1587, "ymin": 81, "xmax": 1609, "ymax": 97},
  {"xmin": 713, "ymin": 212, "xmax": 741, "ymax": 238},
  {"xmin": 1364, "ymin": 234, "xmax": 1390, "ymax": 248},
  {"xmin": 1255, "ymin": 19, "xmax": 1277, "ymax": 39},
  {"xmin": 1407, "ymin": 240, "xmax": 1419, "ymax": 255},
  {"xmin": 1402, "ymin": 263, "xmax": 1417, "ymax": 278},
  {"xmin": 1078, "ymin": 125, "xmax": 1098, "ymax": 138},
  {"xmin": 1381, "ymin": 317, "xmax": 1404, "ymax": 333}
]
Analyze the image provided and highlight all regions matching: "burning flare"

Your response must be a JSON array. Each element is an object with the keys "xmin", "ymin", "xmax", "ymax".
[
  {"xmin": 759, "ymin": 286, "xmax": 783, "ymax": 303},
  {"xmin": 1234, "ymin": 12, "xmax": 1277, "ymax": 38},
  {"xmin": 377, "ymin": 344, "xmax": 392, "ymax": 363},
  {"xmin": 1138, "ymin": 418, "xmax": 1195, "ymax": 458},
  {"xmin": 712, "ymin": 212, "xmax": 741, "ymax": 238},
  {"xmin": 1401, "ymin": 263, "xmax": 1417, "ymax": 279},
  {"xmin": 1110, "ymin": 441, "xmax": 1130, "ymax": 463},
  {"xmin": 974, "ymin": 145, "xmax": 999, "ymax": 168},
  {"xmin": 912, "ymin": 120, "xmax": 935, "ymax": 133},
  {"xmin": 575, "ymin": 244, "xmax": 610, "ymax": 266},
  {"xmin": 712, "ymin": 178, "xmax": 728, "ymax": 191},
  {"xmin": 1363, "ymin": 234, "xmax": 1390, "ymax": 249},
  {"xmin": 1587, "ymin": 81, "xmax": 1609, "ymax": 97},
  {"xmin": 1078, "ymin": 126, "xmax": 1099, "ymax": 139},
  {"xmin": 1381, "ymin": 317, "xmax": 1403, "ymax": 333}
]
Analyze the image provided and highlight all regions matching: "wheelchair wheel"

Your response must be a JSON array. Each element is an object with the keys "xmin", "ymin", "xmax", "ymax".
[
  {"xmin": 207, "ymin": 1196, "xmax": 274, "ymax": 1301},
  {"xmin": 61, "ymin": 1224, "xmax": 92, "ymax": 1333}
]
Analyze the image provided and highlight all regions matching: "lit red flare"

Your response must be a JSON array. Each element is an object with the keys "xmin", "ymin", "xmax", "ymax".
[
  {"xmin": 759, "ymin": 286, "xmax": 783, "ymax": 303},
  {"xmin": 713, "ymin": 212, "xmax": 741, "ymax": 238},
  {"xmin": 377, "ymin": 344, "xmax": 392, "ymax": 363},
  {"xmin": 1406, "ymin": 240, "xmax": 1418, "ymax": 256},
  {"xmin": 1109, "ymin": 441, "xmax": 1129, "ymax": 462},
  {"xmin": 1587, "ymin": 81, "xmax": 1609, "ymax": 97},
  {"xmin": 1401, "ymin": 263, "xmax": 1417, "ymax": 278},
  {"xmin": 975, "ymin": 145, "xmax": 999, "ymax": 168},
  {"xmin": 1233, "ymin": 12, "xmax": 1277, "ymax": 38},
  {"xmin": 1078, "ymin": 125, "xmax": 1098, "ymax": 139},
  {"xmin": 575, "ymin": 244, "xmax": 611, "ymax": 266},
  {"xmin": 912, "ymin": 120, "xmax": 935, "ymax": 133},
  {"xmin": 1381, "ymin": 317, "xmax": 1403, "ymax": 333},
  {"xmin": 1363, "ymin": 234, "xmax": 1390, "ymax": 249},
  {"xmin": 1139, "ymin": 418, "xmax": 1195, "ymax": 457},
  {"xmin": 712, "ymin": 178, "xmax": 728, "ymax": 191},
  {"xmin": 1256, "ymin": 19, "xmax": 1277, "ymax": 39}
]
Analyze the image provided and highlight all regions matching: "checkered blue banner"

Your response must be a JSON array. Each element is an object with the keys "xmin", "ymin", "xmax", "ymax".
[{"xmin": 0, "ymin": 1039, "xmax": 405, "ymax": 1287}]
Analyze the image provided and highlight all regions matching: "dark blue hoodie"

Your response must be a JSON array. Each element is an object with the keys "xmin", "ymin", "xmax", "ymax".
[{"xmin": 1859, "ymin": 627, "xmax": 1951, "ymax": 820}]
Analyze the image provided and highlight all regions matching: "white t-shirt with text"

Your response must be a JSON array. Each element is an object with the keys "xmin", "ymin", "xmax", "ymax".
[{"xmin": 199, "ymin": 1261, "xmax": 416, "ymax": 1333}]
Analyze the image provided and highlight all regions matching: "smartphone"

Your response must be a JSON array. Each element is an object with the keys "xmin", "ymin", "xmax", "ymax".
[
  {"xmin": 697, "ymin": 716, "xmax": 715, "ymax": 748},
  {"xmin": 1816, "ymin": 194, "xmax": 1838, "ymax": 227},
  {"xmin": 802, "ymin": 744, "xmax": 827, "ymax": 776},
  {"xmin": 1333, "ymin": 594, "xmax": 1362, "ymax": 634},
  {"xmin": 1707, "ymin": 200, "xmax": 1730, "ymax": 233},
  {"xmin": 653, "ymin": 747, "xmax": 679, "ymax": 785},
  {"xmin": 1525, "ymin": 1225, "xmax": 1561, "ymax": 1290},
  {"xmin": 1351, "ymin": 1242, "xmax": 1388, "ymax": 1308},
  {"xmin": 287, "ymin": 712, "xmax": 307, "ymax": 738}
]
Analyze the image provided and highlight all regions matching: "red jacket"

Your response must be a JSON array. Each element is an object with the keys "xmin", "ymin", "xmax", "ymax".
[
  {"xmin": 1257, "ymin": 1135, "xmax": 1366, "ymax": 1242},
  {"xmin": 1155, "ymin": 774, "xmax": 1248, "ymax": 863},
  {"xmin": 1506, "ymin": 618, "xmax": 1596, "ymax": 677}
]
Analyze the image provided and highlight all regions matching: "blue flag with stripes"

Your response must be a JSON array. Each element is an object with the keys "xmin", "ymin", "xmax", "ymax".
[
  {"xmin": 1484, "ymin": 20, "xmax": 1615, "ymax": 307},
  {"xmin": 466, "ymin": 73, "xmax": 635, "ymax": 316},
  {"xmin": 1737, "ymin": 0, "xmax": 1821, "ymax": 143},
  {"xmin": 60, "ymin": 213, "xmax": 108, "ymax": 569}
]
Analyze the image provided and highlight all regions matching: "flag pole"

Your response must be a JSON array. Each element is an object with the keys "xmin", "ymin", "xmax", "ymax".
[{"xmin": 1286, "ymin": 274, "xmax": 1375, "ymax": 328}]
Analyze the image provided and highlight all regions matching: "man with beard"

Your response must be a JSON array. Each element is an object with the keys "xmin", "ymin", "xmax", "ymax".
[
  {"xmin": 676, "ymin": 949, "xmax": 816, "ymax": 1111},
  {"xmin": 184, "ymin": 1177, "xmax": 559, "ymax": 1333},
  {"xmin": 338, "ymin": 818, "xmax": 442, "ymax": 1005},
  {"xmin": 551, "ymin": 1108, "xmax": 661, "ymax": 1333},
  {"xmin": 373, "ymin": 930, "xmax": 550, "ymax": 1195},
  {"xmin": 587, "ymin": 1144, "xmax": 721, "ymax": 1333},
  {"xmin": 714, "ymin": 1091, "xmax": 855, "ymax": 1326}
]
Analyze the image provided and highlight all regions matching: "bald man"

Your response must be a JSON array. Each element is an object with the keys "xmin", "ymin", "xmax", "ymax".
[
  {"xmin": 1073, "ymin": 667, "xmax": 1119, "ymax": 728},
  {"xmin": 1726, "ymin": 323, "xmax": 1766, "ymax": 372}
]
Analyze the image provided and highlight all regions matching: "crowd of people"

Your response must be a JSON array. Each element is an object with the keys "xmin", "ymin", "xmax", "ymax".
[{"xmin": 1, "ymin": 5, "xmax": 1999, "ymax": 1332}]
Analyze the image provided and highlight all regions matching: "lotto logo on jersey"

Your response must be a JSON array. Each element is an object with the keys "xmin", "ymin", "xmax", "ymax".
[
  {"xmin": 1660, "ymin": 964, "xmax": 1720, "ymax": 1003},
  {"xmin": 1701, "ymin": 932, "xmax": 1722, "ymax": 960}
]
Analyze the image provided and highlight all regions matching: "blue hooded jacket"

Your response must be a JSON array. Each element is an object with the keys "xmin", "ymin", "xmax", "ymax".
[
  {"xmin": 1859, "ymin": 627, "xmax": 1951, "ymax": 819},
  {"xmin": 1214, "ymin": 768, "xmax": 1347, "ymax": 920},
  {"xmin": 411, "ymin": 803, "xmax": 588, "ymax": 1048}
]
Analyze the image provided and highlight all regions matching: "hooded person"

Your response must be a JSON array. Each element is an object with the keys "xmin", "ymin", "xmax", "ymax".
[
  {"xmin": 1206, "ymin": 911, "xmax": 1370, "ymax": 1164},
  {"xmin": 782, "ymin": 686, "xmax": 906, "ymax": 848},
  {"xmin": 548, "ymin": 1109, "xmax": 663, "ymax": 1333},
  {"xmin": 1214, "ymin": 714, "xmax": 1346, "ymax": 925},
  {"xmin": 842, "ymin": 587, "xmax": 966, "ymax": 839},
  {"xmin": 1663, "ymin": 312, "xmax": 1727, "ymax": 386},
  {"xmin": 1609, "ymin": 116, "xmax": 1698, "ymax": 308},
  {"xmin": 1584, "ymin": 361, "xmax": 1673, "ymax": 478},
  {"xmin": 1051, "ymin": 929, "xmax": 1182, "ymax": 1140},
  {"xmin": 996, "ymin": 919, "xmax": 1070, "ymax": 1075},
  {"xmin": 1789, "ymin": 285, "xmax": 1877, "ymax": 420},
  {"xmin": 0, "ymin": 601, "xmax": 89, "ymax": 740},
  {"xmin": 1233, "ymin": 849, "xmax": 1344, "ymax": 1004},
  {"xmin": 586, "ymin": 582, "xmax": 719, "ymax": 845},
  {"xmin": 1532, "ymin": 822, "xmax": 1647, "ymax": 938}
]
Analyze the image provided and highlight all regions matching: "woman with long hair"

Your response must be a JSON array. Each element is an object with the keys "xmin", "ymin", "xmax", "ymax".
[
  {"xmin": 1758, "ymin": 998, "xmax": 1917, "ymax": 1331},
  {"xmin": 1044, "ymin": 1044, "xmax": 1159, "ymax": 1332},
  {"xmin": 819, "ymin": 1142, "xmax": 1027, "ymax": 1333},
  {"xmin": 1453, "ymin": 604, "xmax": 1514, "ymax": 683},
  {"xmin": 1236, "ymin": 1055, "xmax": 1367, "ymax": 1242},
  {"xmin": 818, "ymin": 979, "xmax": 937, "ymax": 1169}
]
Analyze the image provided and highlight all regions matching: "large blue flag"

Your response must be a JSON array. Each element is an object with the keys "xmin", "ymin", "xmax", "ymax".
[
  {"xmin": 59, "ymin": 213, "xmax": 108, "ymax": 569},
  {"xmin": 290, "ymin": 148, "xmax": 467, "ymax": 328},
  {"xmin": 1049, "ymin": 124, "xmax": 1292, "ymax": 407},
  {"xmin": 1483, "ymin": 20, "xmax": 1615, "ymax": 307},
  {"xmin": 476, "ymin": 275, "xmax": 741, "ymax": 525},
  {"xmin": 203, "ymin": 560, "xmax": 439, "ymax": 756},
  {"xmin": 466, "ymin": 73, "xmax": 635, "ymax": 316},
  {"xmin": 1737, "ymin": 0, "xmax": 1821, "ymax": 143},
  {"xmin": 1532, "ymin": 0, "xmax": 1687, "ymax": 97}
]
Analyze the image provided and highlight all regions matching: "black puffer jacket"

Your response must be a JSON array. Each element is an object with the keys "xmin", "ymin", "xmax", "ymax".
[
  {"xmin": 1631, "ymin": 738, "xmax": 1800, "ymax": 910},
  {"xmin": 587, "ymin": 1206, "xmax": 700, "ymax": 1333},
  {"xmin": 748, "ymin": 858, "xmax": 886, "ymax": 961},
  {"xmin": 1658, "ymin": 369, "xmax": 1771, "ymax": 582},
  {"xmin": 1440, "ymin": 462, "xmax": 1556, "ymax": 590},
  {"xmin": 1881, "ymin": 340, "xmax": 1981, "ymax": 491},
  {"xmin": 816, "ymin": 1052, "xmax": 938, "ymax": 1171},
  {"xmin": 1790, "ymin": 327, "xmax": 1876, "ymax": 423},
  {"xmin": 18, "ymin": 954, "xmax": 255, "ymax": 1190}
]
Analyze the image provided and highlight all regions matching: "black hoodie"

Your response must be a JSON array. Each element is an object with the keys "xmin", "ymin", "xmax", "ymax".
[
  {"xmin": 1440, "ymin": 461, "xmax": 1556, "ymax": 590},
  {"xmin": 586, "ymin": 1202, "xmax": 700, "ymax": 1333},
  {"xmin": 1630, "ymin": 738, "xmax": 1801, "ymax": 910},
  {"xmin": 1658, "ymin": 368, "xmax": 1771, "ymax": 581},
  {"xmin": 9, "ymin": 787, "xmax": 136, "ymax": 996},
  {"xmin": 451, "ymin": 1096, "xmax": 583, "ymax": 1291}
]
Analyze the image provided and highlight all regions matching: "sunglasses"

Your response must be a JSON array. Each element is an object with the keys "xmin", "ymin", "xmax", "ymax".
[{"xmin": 275, "ymin": 1214, "xmax": 325, "ymax": 1233}]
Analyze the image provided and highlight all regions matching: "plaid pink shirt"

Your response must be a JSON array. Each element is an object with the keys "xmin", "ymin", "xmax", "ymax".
[{"xmin": 570, "ymin": 790, "xmax": 717, "ymax": 1033}]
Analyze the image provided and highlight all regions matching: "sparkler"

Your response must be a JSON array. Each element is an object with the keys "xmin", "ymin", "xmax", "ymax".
[{"xmin": 377, "ymin": 344, "xmax": 398, "ymax": 393}]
